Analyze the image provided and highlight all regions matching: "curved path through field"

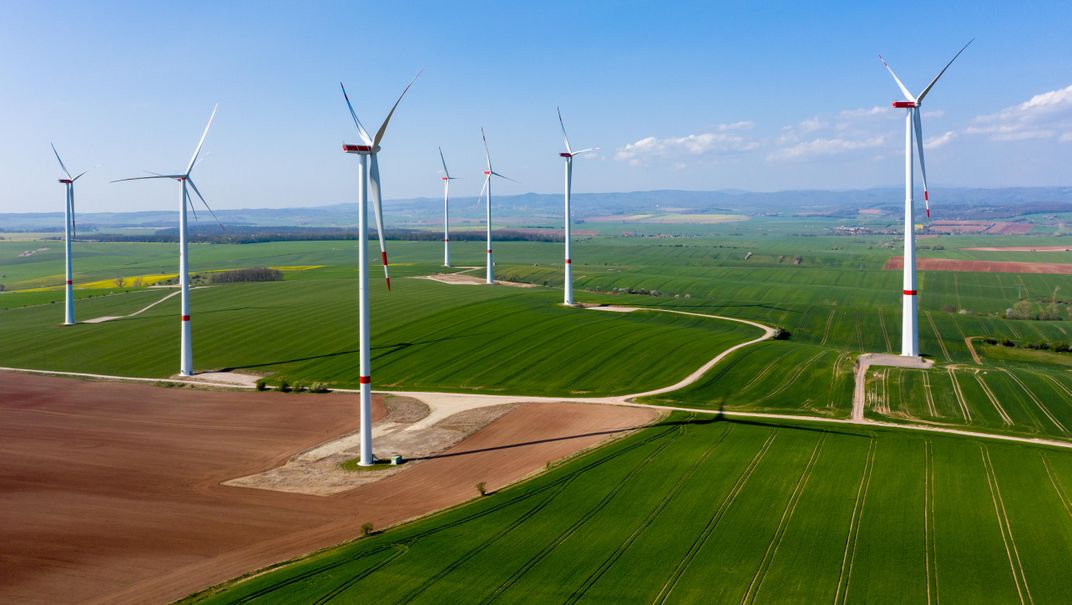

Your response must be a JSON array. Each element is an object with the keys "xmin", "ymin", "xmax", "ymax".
[{"xmin": 3, "ymin": 304, "xmax": 1069, "ymax": 452}]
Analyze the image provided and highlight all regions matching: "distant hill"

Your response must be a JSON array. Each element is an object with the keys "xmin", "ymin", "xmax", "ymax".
[{"xmin": 4, "ymin": 186, "xmax": 1072, "ymax": 232}]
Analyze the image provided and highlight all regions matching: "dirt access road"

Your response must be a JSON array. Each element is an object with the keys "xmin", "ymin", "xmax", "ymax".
[{"xmin": 0, "ymin": 372, "xmax": 656, "ymax": 605}]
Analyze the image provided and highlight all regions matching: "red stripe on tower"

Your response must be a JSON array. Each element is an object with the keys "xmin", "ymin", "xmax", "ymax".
[
  {"xmin": 903, "ymin": 290, "xmax": 917, "ymax": 296},
  {"xmin": 565, "ymin": 258, "xmax": 571, "ymax": 264},
  {"xmin": 66, "ymin": 280, "xmax": 72, "ymax": 285},
  {"xmin": 487, "ymin": 249, "xmax": 492, "ymax": 254},
  {"xmin": 181, "ymin": 315, "xmax": 191, "ymax": 321},
  {"xmin": 359, "ymin": 376, "xmax": 370, "ymax": 384}
]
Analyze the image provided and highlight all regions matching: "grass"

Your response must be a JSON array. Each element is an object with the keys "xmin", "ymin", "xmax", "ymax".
[
  {"xmin": 179, "ymin": 413, "xmax": 1072, "ymax": 604},
  {"xmin": 0, "ymin": 272, "xmax": 761, "ymax": 396}
]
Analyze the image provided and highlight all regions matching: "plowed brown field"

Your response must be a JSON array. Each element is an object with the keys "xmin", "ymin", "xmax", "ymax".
[{"xmin": 0, "ymin": 372, "xmax": 657, "ymax": 605}]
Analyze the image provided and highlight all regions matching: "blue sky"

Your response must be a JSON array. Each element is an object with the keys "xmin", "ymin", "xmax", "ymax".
[{"xmin": 2, "ymin": 0, "xmax": 1071, "ymax": 213}]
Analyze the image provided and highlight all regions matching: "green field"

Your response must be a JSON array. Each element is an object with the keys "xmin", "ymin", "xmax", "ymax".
[
  {"xmin": 5, "ymin": 220, "xmax": 1072, "ymax": 603},
  {"xmin": 182, "ymin": 413, "xmax": 1072, "ymax": 604}
]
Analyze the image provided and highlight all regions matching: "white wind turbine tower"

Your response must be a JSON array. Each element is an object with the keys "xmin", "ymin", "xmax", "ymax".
[
  {"xmin": 112, "ymin": 106, "xmax": 221, "ymax": 376},
  {"xmin": 51, "ymin": 144, "xmax": 87, "ymax": 326},
  {"xmin": 476, "ymin": 129, "xmax": 516, "ymax": 284},
  {"xmin": 557, "ymin": 108, "xmax": 597, "ymax": 306},
  {"xmin": 880, "ymin": 40, "xmax": 971, "ymax": 358},
  {"xmin": 340, "ymin": 76, "xmax": 417, "ymax": 466},
  {"xmin": 439, "ymin": 147, "xmax": 459, "ymax": 267}
]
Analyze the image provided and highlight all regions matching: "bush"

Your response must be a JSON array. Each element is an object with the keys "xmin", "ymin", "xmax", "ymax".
[
  {"xmin": 278, "ymin": 379, "xmax": 291, "ymax": 393},
  {"xmin": 255, "ymin": 379, "xmax": 268, "ymax": 391},
  {"xmin": 310, "ymin": 382, "xmax": 330, "ymax": 393},
  {"xmin": 361, "ymin": 522, "xmax": 374, "ymax": 537},
  {"xmin": 476, "ymin": 481, "xmax": 487, "ymax": 496},
  {"xmin": 208, "ymin": 267, "xmax": 283, "ymax": 284},
  {"xmin": 293, "ymin": 382, "xmax": 307, "ymax": 393},
  {"xmin": 772, "ymin": 327, "xmax": 791, "ymax": 340}
]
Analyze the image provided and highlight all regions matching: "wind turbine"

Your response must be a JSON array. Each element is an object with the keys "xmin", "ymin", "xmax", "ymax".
[
  {"xmin": 112, "ymin": 105, "xmax": 221, "ymax": 376},
  {"xmin": 557, "ymin": 108, "xmax": 597, "ymax": 306},
  {"xmin": 880, "ymin": 40, "xmax": 972, "ymax": 357},
  {"xmin": 340, "ymin": 76, "xmax": 417, "ymax": 467},
  {"xmin": 51, "ymin": 144, "xmax": 86, "ymax": 326},
  {"xmin": 439, "ymin": 147, "xmax": 459, "ymax": 267},
  {"xmin": 476, "ymin": 129, "xmax": 516, "ymax": 284}
]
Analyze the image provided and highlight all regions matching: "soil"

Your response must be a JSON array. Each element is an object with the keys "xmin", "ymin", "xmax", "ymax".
[
  {"xmin": 961, "ymin": 246, "xmax": 1072, "ymax": 252},
  {"xmin": 0, "ymin": 372, "xmax": 656, "ymax": 605},
  {"xmin": 885, "ymin": 256, "xmax": 1072, "ymax": 274}
]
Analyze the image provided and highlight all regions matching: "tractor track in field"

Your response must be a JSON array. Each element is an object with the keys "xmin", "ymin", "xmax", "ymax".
[
  {"xmin": 1041, "ymin": 454, "xmax": 1072, "ymax": 519},
  {"xmin": 925, "ymin": 312, "xmax": 952, "ymax": 362},
  {"xmin": 877, "ymin": 310, "xmax": 892, "ymax": 352},
  {"xmin": 564, "ymin": 424, "xmax": 734, "ymax": 605},
  {"xmin": 999, "ymin": 369, "xmax": 1068, "ymax": 434},
  {"xmin": 742, "ymin": 433, "xmax": 827, "ymax": 605},
  {"xmin": 391, "ymin": 425, "xmax": 682, "ymax": 605},
  {"xmin": 924, "ymin": 440, "xmax": 939, "ymax": 605},
  {"xmin": 975, "ymin": 372, "xmax": 1015, "ymax": 427},
  {"xmin": 833, "ymin": 437, "xmax": 877, "ymax": 605},
  {"xmin": 948, "ymin": 368, "xmax": 974, "ymax": 423},
  {"xmin": 652, "ymin": 431, "xmax": 778, "ymax": 605},
  {"xmin": 980, "ymin": 446, "xmax": 1034, "ymax": 605},
  {"xmin": 477, "ymin": 423, "xmax": 684, "ymax": 604}
]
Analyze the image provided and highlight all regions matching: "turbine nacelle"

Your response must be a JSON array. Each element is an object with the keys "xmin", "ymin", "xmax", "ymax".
[
  {"xmin": 892, "ymin": 101, "xmax": 918, "ymax": 108},
  {"xmin": 58, "ymin": 178, "xmax": 72, "ymax": 184},
  {"xmin": 342, "ymin": 144, "xmax": 379, "ymax": 155}
]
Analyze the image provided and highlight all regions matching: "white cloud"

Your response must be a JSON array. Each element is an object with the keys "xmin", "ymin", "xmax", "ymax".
[
  {"xmin": 926, "ymin": 131, "xmax": 956, "ymax": 149},
  {"xmin": 1061, "ymin": 132, "xmax": 1072, "ymax": 143},
  {"xmin": 966, "ymin": 84, "xmax": 1072, "ymax": 141},
  {"xmin": 838, "ymin": 106, "xmax": 890, "ymax": 119},
  {"xmin": 615, "ymin": 123, "xmax": 759, "ymax": 166},
  {"xmin": 767, "ymin": 135, "xmax": 886, "ymax": 161}
]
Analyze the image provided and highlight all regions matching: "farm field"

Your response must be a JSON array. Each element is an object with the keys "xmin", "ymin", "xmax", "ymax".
[
  {"xmin": 865, "ymin": 364, "xmax": 1072, "ymax": 442},
  {"xmin": 0, "ymin": 268, "xmax": 761, "ymax": 396},
  {"xmin": 4, "ymin": 230, "xmax": 1072, "ymax": 414},
  {"xmin": 184, "ymin": 412, "xmax": 1072, "ymax": 604}
]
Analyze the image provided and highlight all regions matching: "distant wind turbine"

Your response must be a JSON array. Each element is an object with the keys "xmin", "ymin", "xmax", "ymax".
[
  {"xmin": 476, "ymin": 129, "xmax": 516, "ymax": 284},
  {"xmin": 112, "ymin": 105, "xmax": 221, "ymax": 376},
  {"xmin": 880, "ymin": 40, "xmax": 972, "ymax": 357},
  {"xmin": 557, "ymin": 108, "xmax": 597, "ymax": 306},
  {"xmin": 439, "ymin": 147, "xmax": 459, "ymax": 267},
  {"xmin": 340, "ymin": 75, "xmax": 417, "ymax": 467},
  {"xmin": 51, "ymin": 144, "xmax": 87, "ymax": 326}
]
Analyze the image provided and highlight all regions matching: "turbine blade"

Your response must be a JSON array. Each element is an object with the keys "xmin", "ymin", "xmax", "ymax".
[
  {"xmin": 571, "ymin": 147, "xmax": 598, "ymax": 155},
  {"xmin": 557, "ymin": 106, "xmax": 573, "ymax": 154},
  {"xmin": 51, "ymin": 143, "xmax": 73, "ymax": 179},
  {"xmin": 481, "ymin": 128, "xmax": 492, "ymax": 171},
  {"xmin": 913, "ymin": 109, "xmax": 931, "ymax": 219},
  {"xmin": 475, "ymin": 172, "xmax": 491, "ymax": 208},
  {"xmin": 186, "ymin": 104, "xmax": 218, "ymax": 176},
  {"xmin": 439, "ymin": 146, "xmax": 450, "ymax": 179},
  {"xmin": 373, "ymin": 70, "xmax": 421, "ymax": 147},
  {"xmin": 491, "ymin": 170, "xmax": 518, "ymax": 184},
  {"xmin": 916, "ymin": 39, "xmax": 974, "ymax": 103},
  {"xmin": 340, "ymin": 82, "xmax": 374, "ymax": 146},
  {"xmin": 186, "ymin": 178, "xmax": 224, "ymax": 230},
  {"xmin": 72, "ymin": 170, "xmax": 88, "ymax": 181},
  {"xmin": 368, "ymin": 154, "xmax": 392, "ymax": 290},
  {"xmin": 879, "ymin": 55, "xmax": 915, "ymax": 102},
  {"xmin": 111, "ymin": 175, "xmax": 180, "ymax": 183}
]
